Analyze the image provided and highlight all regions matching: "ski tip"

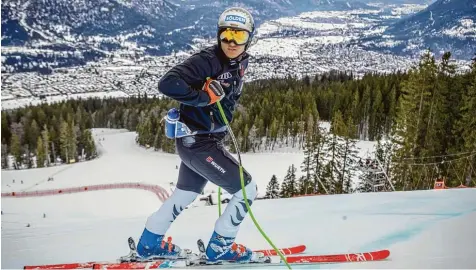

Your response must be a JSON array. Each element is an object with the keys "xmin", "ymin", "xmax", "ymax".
[{"xmin": 368, "ymin": 249, "xmax": 391, "ymax": 260}]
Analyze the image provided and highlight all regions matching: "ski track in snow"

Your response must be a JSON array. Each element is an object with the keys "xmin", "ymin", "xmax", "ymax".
[{"xmin": 2, "ymin": 128, "xmax": 476, "ymax": 269}]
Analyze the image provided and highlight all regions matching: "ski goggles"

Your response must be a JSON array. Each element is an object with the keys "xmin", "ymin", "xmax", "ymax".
[{"xmin": 219, "ymin": 28, "xmax": 250, "ymax": 45}]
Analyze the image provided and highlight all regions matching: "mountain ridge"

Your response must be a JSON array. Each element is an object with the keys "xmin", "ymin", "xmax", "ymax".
[{"xmin": 358, "ymin": 0, "xmax": 476, "ymax": 59}]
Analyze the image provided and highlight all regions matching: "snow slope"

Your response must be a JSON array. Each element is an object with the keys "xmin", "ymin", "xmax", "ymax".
[
  {"xmin": 2, "ymin": 129, "xmax": 476, "ymax": 269},
  {"xmin": 1, "ymin": 129, "xmax": 307, "ymax": 194}
]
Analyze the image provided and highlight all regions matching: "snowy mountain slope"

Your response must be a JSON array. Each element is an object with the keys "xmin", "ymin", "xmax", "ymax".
[
  {"xmin": 1, "ymin": 0, "xmax": 369, "ymax": 59},
  {"xmin": 2, "ymin": 2, "xmax": 442, "ymax": 104},
  {"xmin": 386, "ymin": 0, "xmax": 476, "ymax": 37},
  {"xmin": 0, "ymin": 129, "xmax": 308, "ymax": 195},
  {"xmin": 1, "ymin": 0, "xmax": 184, "ymax": 69},
  {"xmin": 6, "ymin": 0, "xmax": 444, "ymax": 79},
  {"xmin": 2, "ymin": 187, "xmax": 475, "ymax": 269},
  {"xmin": 359, "ymin": 0, "xmax": 476, "ymax": 59},
  {"xmin": 2, "ymin": 128, "xmax": 476, "ymax": 269}
]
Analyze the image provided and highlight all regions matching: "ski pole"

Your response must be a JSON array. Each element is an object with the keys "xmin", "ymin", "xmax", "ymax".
[
  {"xmin": 215, "ymin": 100, "xmax": 292, "ymax": 270},
  {"xmin": 218, "ymin": 187, "xmax": 222, "ymax": 216}
]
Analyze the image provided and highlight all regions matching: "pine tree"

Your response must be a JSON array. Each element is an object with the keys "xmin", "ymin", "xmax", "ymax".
[
  {"xmin": 300, "ymin": 122, "xmax": 316, "ymax": 195},
  {"xmin": 1, "ymin": 143, "xmax": 8, "ymax": 169},
  {"xmin": 375, "ymin": 139, "xmax": 394, "ymax": 182},
  {"xmin": 22, "ymin": 143, "xmax": 33, "ymax": 168},
  {"xmin": 280, "ymin": 165, "xmax": 298, "ymax": 198},
  {"xmin": 242, "ymin": 124, "xmax": 249, "ymax": 152},
  {"xmin": 36, "ymin": 136, "xmax": 45, "ymax": 168},
  {"xmin": 153, "ymin": 125, "xmax": 162, "ymax": 151},
  {"xmin": 82, "ymin": 129, "xmax": 97, "ymax": 159},
  {"xmin": 59, "ymin": 120, "xmax": 69, "ymax": 163},
  {"xmin": 269, "ymin": 117, "xmax": 278, "ymax": 150},
  {"xmin": 10, "ymin": 133, "xmax": 21, "ymax": 166},
  {"xmin": 25, "ymin": 119, "xmax": 40, "ymax": 149},
  {"xmin": 324, "ymin": 111, "xmax": 346, "ymax": 193},
  {"xmin": 459, "ymin": 56, "xmax": 476, "ymax": 152},
  {"xmin": 385, "ymin": 84, "xmax": 397, "ymax": 135},
  {"xmin": 2, "ymin": 112, "xmax": 11, "ymax": 146},
  {"xmin": 311, "ymin": 126, "xmax": 328, "ymax": 194},
  {"xmin": 371, "ymin": 88, "xmax": 384, "ymax": 140},
  {"xmin": 248, "ymin": 124, "xmax": 258, "ymax": 153},
  {"xmin": 69, "ymin": 122, "xmax": 78, "ymax": 161},
  {"xmin": 265, "ymin": 175, "xmax": 280, "ymax": 199},
  {"xmin": 339, "ymin": 117, "xmax": 359, "ymax": 193},
  {"xmin": 41, "ymin": 125, "xmax": 50, "ymax": 166},
  {"xmin": 456, "ymin": 55, "xmax": 476, "ymax": 186},
  {"xmin": 356, "ymin": 168, "xmax": 375, "ymax": 192},
  {"xmin": 300, "ymin": 139, "xmax": 313, "ymax": 195},
  {"xmin": 329, "ymin": 112, "xmax": 359, "ymax": 193},
  {"xmin": 437, "ymin": 52, "xmax": 458, "ymax": 154},
  {"xmin": 392, "ymin": 50, "xmax": 439, "ymax": 190},
  {"xmin": 359, "ymin": 85, "xmax": 371, "ymax": 140},
  {"xmin": 48, "ymin": 125, "xmax": 58, "ymax": 163}
]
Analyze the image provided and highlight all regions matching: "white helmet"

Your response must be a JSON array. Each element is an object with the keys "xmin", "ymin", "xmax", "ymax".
[
  {"xmin": 217, "ymin": 7, "xmax": 255, "ymax": 50},
  {"xmin": 218, "ymin": 7, "xmax": 254, "ymax": 33}
]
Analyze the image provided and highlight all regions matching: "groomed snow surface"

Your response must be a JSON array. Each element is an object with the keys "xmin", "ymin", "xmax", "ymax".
[{"xmin": 2, "ymin": 129, "xmax": 476, "ymax": 269}]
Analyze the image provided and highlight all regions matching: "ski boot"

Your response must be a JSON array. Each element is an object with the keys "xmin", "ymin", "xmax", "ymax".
[
  {"xmin": 205, "ymin": 231, "xmax": 257, "ymax": 263},
  {"xmin": 136, "ymin": 228, "xmax": 182, "ymax": 259}
]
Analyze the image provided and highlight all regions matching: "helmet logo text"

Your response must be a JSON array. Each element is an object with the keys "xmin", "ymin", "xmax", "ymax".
[{"xmin": 224, "ymin": 15, "xmax": 246, "ymax": 24}]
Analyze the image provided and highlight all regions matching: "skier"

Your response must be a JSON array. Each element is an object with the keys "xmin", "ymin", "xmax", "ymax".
[{"xmin": 136, "ymin": 7, "xmax": 258, "ymax": 263}]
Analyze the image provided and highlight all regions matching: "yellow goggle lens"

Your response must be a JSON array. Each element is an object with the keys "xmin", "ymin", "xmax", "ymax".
[{"xmin": 219, "ymin": 28, "xmax": 250, "ymax": 45}]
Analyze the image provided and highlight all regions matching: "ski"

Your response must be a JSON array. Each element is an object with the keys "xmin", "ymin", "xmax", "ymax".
[
  {"xmin": 286, "ymin": 249, "xmax": 390, "ymax": 263},
  {"xmin": 24, "ymin": 262, "xmax": 98, "ymax": 269},
  {"xmin": 255, "ymin": 244, "xmax": 306, "ymax": 256},
  {"xmin": 23, "ymin": 237, "xmax": 306, "ymax": 269},
  {"xmin": 92, "ymin": 249, "xmax": 390, "ymax": 269}
]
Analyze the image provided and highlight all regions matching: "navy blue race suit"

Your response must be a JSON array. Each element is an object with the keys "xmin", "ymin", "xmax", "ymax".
[{"xmin": 159, "ymin": 45, "xmax": 252, "ymax": 194}]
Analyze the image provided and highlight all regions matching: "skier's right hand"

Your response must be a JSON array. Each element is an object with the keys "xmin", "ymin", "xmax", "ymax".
[{"xmin": 203, "ymin": 78, "xmax": 225, "ymax": 105}]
